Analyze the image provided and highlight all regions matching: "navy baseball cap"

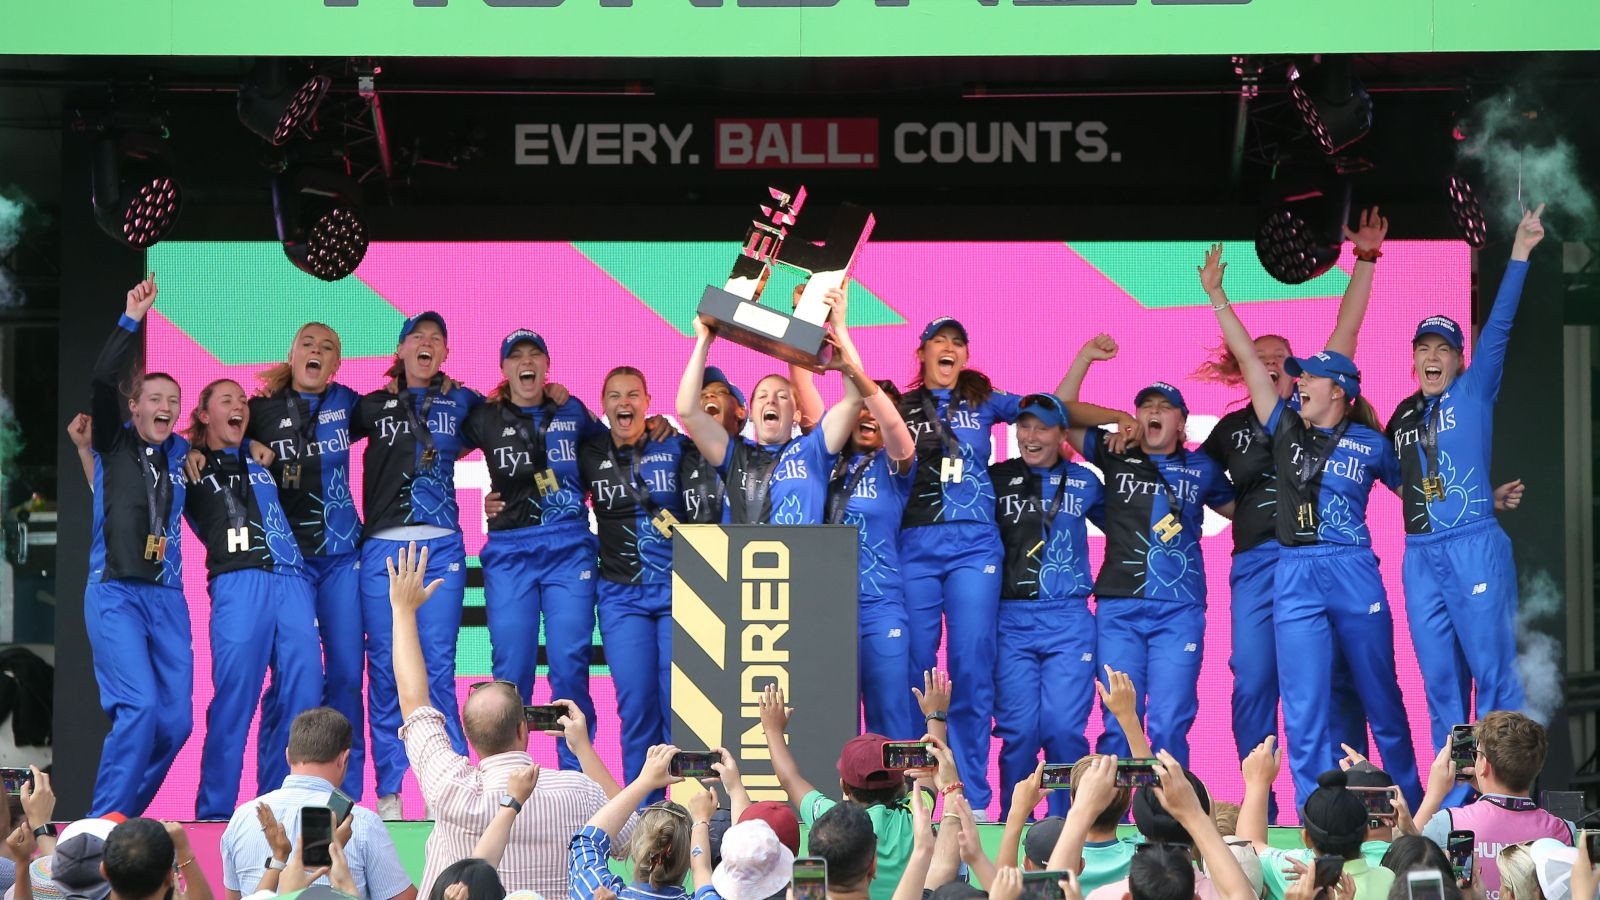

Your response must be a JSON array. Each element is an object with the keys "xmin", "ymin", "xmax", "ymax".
[
  {"xmin": 500, "ymin": 329, "xmax": 549, "ymax": 360},
  {"xmin": 919, "ymin": 317, "xmax": 969, "ymax": 344},
  {"xmin": 398, "ymin": 311, "xmax": 447, "ymax": 345},
  {"xmin": 1286, "ymin": 350, "xmax": 1363, "ymax": 400},
  {"xmin": 702, "ymin": 366, "xmax": 748, "ymax": 411},
  {"xmin": 1414, "ymin": 315, "xmax": 1465, "ymax": 351},
  {"xmin": 1018, "ymin": 393, "xmax": 1070, "ymax": 429},
  {"xmin": 1135, "ymin": 382, "xmax": 1189, "ymax": 417}
]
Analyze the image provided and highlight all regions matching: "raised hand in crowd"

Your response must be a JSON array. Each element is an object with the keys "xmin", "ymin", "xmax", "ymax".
[
  {"xmin": 912, "ymin": 668, "xmax": 952, "ymax": 744},
  {"xmin": 1236, "ymin": 734, "xmax": 1280, "ymax": 849},
  {"xmin": 1001, "ymin": 761, "xmax": 1050, "ymax": 867},
  {"xmin": 1413, "ymin": 742, "xmax": 1466, "ymax": 831},
  {"xmin": 544, "ymin": 697, "xmax": 622, "ymax": 798},
  {"xmin": 473, "ymin": 763, "xmax": 539, "ymax": 866},
  {"xmin": 1151, "ymin": 750, "xmax": 1256, "ymax": 900},
  {"xmin": 949, "ymin": 793, "xmax": 997, "ymax": 889},
  {"xmin": 760, "ymin": 684, "xmax": 819, "ymax": 807},
  {"xmin": 1096, "ymin": 665, "xmax": 1154, "ymax": 758},
  {"xmin": 19, "ymin": 767, "xmax": 54, "ymax": 856},
  {"xmin": 706, "ymin": 747, "xmax": 751, "ymax": 820},
  {"xmin": 1048, "ymin": 754, "xmax": 1117, "ymax": 875},
  {"xmin": 163, "ymin": 821, "xmax": 213, "ymax": 900},
  {"xmin": 894, "ymin": 778, "xmax": 937, "ymax": 900},
  {"xmin": 253, "ymin": 802, "xmax": 294, "ymax": 894},
  {"xmin": 6, "ymin": 821, "xmax": 35, "ymax": 900},
  {"xmin": 988, "ymin": 866, "xmax": 1024, "ymax": 900},
  {"xmin": 687, "ymin": 786, "xmax": 718, "ymax": 890}
]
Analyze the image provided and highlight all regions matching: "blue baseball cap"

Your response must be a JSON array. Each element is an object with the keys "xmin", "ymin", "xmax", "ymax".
[
  {"xmin": 397, "ymin": 311, "xmax": 447, "ymax": 345},
  {"xmin": 1286, "ymin": 350, "xmax": 1363, "ymax": 400},
  {"xmin": 702, "ymin": 366, "xmax": 748, "ymax": 412},
  {"xmin": 1413, "ymin": 315, "xmax": 1465, "ymax": 351},
  {"xmin": 1018, "ymin": 393, "xmax": 1070, "ymax": 429},
  {"xmin": 500, "ymin": 328, "xmax": 549, "ymax": 360},
  {"xmin": 919, "ymin": 317, "xmax": 969, "ymax": 344},
  {"xmin": 1135, "ymin": 382, "xmax": 1189, "ymax": 417}
]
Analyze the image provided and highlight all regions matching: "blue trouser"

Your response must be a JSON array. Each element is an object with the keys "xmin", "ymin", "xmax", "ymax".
[
  {"xmin": 197, "ymin": 568, "xmax": 323, "ymax": 819},
  {"xmin": 597, "ymin": 580, "xmax": 671, "ymax": 805},
  {"xmin": 361, "ymin": 534, "xmax": 468, "ymax": 796},
  {"xmin": 1276, "ymin": 544, "xmax": 1421, "ymax": 810},
  {"xmin": 860, "ymin": 591, "xmax": 919, "ymax": 741},
  {"xmin": 1094, "ymin": 597, "xmax": 1204, "ymax": 767},
  {"xmin": 482, "ymin": 522, "xmax": 598, "ymax": 771},
  {"xmin": 1404, "ymin": 519, "xmax": 1524, "ymax": 752},
  {"xmin": 1230, "ymin": 543, "xmax": 1370, "ymax": 820},
  {"xmin": 85, "ymin": 579, "xmax": 193, "ymax": 817},
  {"xmin": 260, "ymin": 550, "xmax": 365, "ymax": 797},
  {"xmin": 996, "ymin": 599, "xmax": 1096, "ymax": 821},
  {"xmin": 903, "ymin": 521, "xmax": 1003, "ymax": 809}
]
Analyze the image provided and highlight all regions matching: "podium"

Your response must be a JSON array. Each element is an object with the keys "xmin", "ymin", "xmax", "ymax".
[{"xmin": 671, "ymin": 525, "xmax": 859, "ymax": 802}]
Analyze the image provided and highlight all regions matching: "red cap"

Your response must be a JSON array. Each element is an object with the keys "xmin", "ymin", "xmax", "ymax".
[
  {"xmin": 739, "ymin": 801, "xmax": 802, "ymax": 856},
  {"xmin": 837, "ymin": 733, "xmax": 900, "ymax": 790}
]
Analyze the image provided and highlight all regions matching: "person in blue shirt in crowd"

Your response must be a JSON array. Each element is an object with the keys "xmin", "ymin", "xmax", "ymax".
[
  {"xmin": 1062, "ymin": 353, "xmax": 1235, "ymax": 768},
  {"xmin": 988, "ymin": 391, "xmax": 1105, "ymax": 820},
  {"xmin": 1203, "ymin": 242, "xmax": 1422, "ymax": 809},
  {"xmin": 182, "ymin": 377, "xmax": 322, "ymax": 820},
  {"xmin": 897, "ymin": 316, "xmax": 1133, "ymax": 815},
  {"xmin": 352, "ymin": 310, "xmax": 483, "ymax": 820},
  {"xmin": 1386, "ymin": 205, "xmax": 1546, "ymax": 763}
]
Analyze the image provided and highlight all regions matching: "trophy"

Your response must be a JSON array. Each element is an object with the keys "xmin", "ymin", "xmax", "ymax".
[{"xmin": 696, "ymin": 186, "xmax": 875, "ymax": 372}]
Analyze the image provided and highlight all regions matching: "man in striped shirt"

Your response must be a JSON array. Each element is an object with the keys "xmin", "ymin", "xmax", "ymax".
[{"xmin": 388, "ymin": 543, "xmax": 634, "ymax": 899}]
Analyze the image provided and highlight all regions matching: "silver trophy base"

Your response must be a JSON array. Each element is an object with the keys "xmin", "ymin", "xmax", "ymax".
[{"xmin": 697, "ymin": 285, "xmax": 830, "ymax": 372}]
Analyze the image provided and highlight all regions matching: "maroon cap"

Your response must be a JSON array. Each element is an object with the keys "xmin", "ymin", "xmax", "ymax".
[
  {"xmin": 837, "ymin": 733, "xmax": 900, "ymax": 790},
  {"xmin": 739, "ymin": 801, "xmax": 802, "ymax": 856}
]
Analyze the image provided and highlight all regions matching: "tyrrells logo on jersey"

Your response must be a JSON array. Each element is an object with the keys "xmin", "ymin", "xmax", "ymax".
[
  {"xmin": 1286, "ymin": 440, "xmax": 1371, "ymax": 485},
  {"xmin": 1112, "ymin": 471, "xmax": 1201, "ymax": 504},
  {"xmin": 1391, "ymin": 399, "xmax": 1459, "ymax": 450},
  {"xmin": 999, "ymin": 486, "xmax": 1088, "ymax": 522},
  {"xmin": 267, "ymin": 429, "xmax": 351, "ymax": 462},
  {"xmin": 374, "ymin": 409, "xmax": 462, "ymax": 445},
  {"xmin": 906, "ymin": 407, "xmax": 982, "ymax": 442}
]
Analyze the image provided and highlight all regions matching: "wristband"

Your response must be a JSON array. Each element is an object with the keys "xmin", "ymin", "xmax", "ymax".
[
  {"xmin": 1211, "ymin": 300, "xmax": 1230, "ymax": 311},
  {"xmin": 693, "ymin": 820, "xmax": 711, "ymax": 829},
  {"xmin": 925, "ymin": 711, "xmax": 948, "ymax": 722},
  {"xmin": 1353, "ymin": 248, "xmax": 1382, "ymax": 262},
  {"xmin": 31, "ymin": 824, "xmax": 54, "ymax": 839},
  {"xmin": 177, "ymin": 858, "xmax": 195, "ymax": 869},
  {"xmin": 940, "ymin": 782, "xmax": 965, "ymax": 797}
]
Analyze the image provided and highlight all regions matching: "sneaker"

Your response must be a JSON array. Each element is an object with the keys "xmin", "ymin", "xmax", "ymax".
[{"xmin": 378, "ymin": 793, "xmax": 403, "ymax": 821}]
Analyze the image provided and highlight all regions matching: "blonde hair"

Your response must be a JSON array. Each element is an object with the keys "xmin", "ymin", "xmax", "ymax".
[
  {"xmin": 185, "ymin": 379, "xmax": 242, "ymax": 448},
  {"xmin": 631, "ymin": 803, "xmax": 691, "ymax": 889},
  {"xmin": 257, "ymin": 323, "xmax": 343, "ymax": 396},
  {"xmin": 1193, "ymin": 335, "xmax": 1292, "ymax": 387},
  {"xmin": 1498, "ymin": 843, "xmax": 1542, "ymax": 900}
]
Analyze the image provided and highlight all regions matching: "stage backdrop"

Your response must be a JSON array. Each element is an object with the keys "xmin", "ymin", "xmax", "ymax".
[{"xmin": 135, "ymin": 238, "xmax": 1470, "ymax": 820}]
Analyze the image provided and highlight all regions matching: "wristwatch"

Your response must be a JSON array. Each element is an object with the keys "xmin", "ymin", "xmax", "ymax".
[
  {"xmin": 264, "ymin": 857, "xmax": 287, "ymax": 872},
  {"xmin": 31, "ymin": 824, "xmax": 54, "ymax": 839},
  {"xmin": 925, "ymin": 711, "xmax": 948, "ymax": 722},
  {"xmin": 499, "ymin": 793, "xmax": 523, "ymax": 814}
]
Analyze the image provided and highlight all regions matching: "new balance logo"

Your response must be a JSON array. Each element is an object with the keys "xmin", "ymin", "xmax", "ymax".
[
  {"xmin": 598, "ymin": 460, "xmax": 614, "ymax": 469},
  {"xmin": 383, "ymin": 399, "xmax": 398, "ymax": 409},
  {"xmin": 1369, "ymin": 602, "xmax": 1383, "ymax": 614},
  {"xmin": 983, "ymin": 565, "xmax": 996, "ymax": 574},
  {"xmin": 1472, "ymin": 582, "xmax": 1487, "ymax": 595},
  {"xmin": 448, "ymin": 563, "xmax": 461, "ymax": 572},
  {"xmin": 580, "ymin": 570, "xmax": 592, "ymax": 580},
  {"xmin": 279, "ymin": 418, "xmax": 293, "ymax": 428},
  {"xmin": 1009, "ymin": 477, "xmax": 1024, "ymax": 486},
  {"xmin": 501, "ymin": 427, "xmax": 517, "ymax": 437},
  {"xmin": 888, "ymin": 628, "xmax": 903, "ymax": 638},
  {"xmin": 689, "ymin": 469, "xmax": 700, "ymax": 478},
  {"xmin": 1080, "ymin": 653, "xmax": 1093, "ymax": 662},
  {"xmin": 1183, "ymin": 643, "xmax": 1198, "ymax": 653}
]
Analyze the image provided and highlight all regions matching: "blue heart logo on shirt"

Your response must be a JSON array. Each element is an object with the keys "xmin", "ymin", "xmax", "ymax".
[{"xmin": 1146, "ymin": 540, "xmax": 1189, "ymax": 588}]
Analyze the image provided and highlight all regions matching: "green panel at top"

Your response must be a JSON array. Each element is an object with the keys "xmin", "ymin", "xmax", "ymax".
[
  {"xmin": 574, "ymin": 241, "xmax": 904, "ymax": 336},
  {"xmin": 147, "ymin": 242, "xmax": 406, "ymax": 364},
  {"xmin": 1068, "ymin": 241, "xmax": 1351, "ymax": 308}
]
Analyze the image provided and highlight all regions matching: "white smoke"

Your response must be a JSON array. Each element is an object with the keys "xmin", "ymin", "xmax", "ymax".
[
  {"xmin": 0, "ymin": 192, "xmax": 22, "ymax": 307},
  {"xmin": 1516, "ymin": 569, "xmax": 1565, "ymax": 725},
  {"xmin": 1460, "ymin": 90, "xmax": 1598, "ymax": 236}
]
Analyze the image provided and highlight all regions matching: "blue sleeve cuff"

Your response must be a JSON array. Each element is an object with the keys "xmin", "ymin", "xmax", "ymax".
[{"xmin": 118, "ymin": 314, "xmax": 139, "ymax": 333}]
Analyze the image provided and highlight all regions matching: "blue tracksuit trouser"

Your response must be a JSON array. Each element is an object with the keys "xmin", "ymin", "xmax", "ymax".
[
  {"xmin": 85, "ymin": 579, "xmax": 193, "ymax": 817},
  {"xmin": 197, "ymin": 568, "xmax": 323, "ymax": 819},
  {"xmin": 259, "ymin": 549, "xmax": 365, "ymax": 797},
  {"xmin": 481, "ymin": 522, "xmax": 599, "ymax": 771},
  {"xmin": 860, "ymin": 591, "xmax": 919, "ymax": 742},
  {"xmin": 1275, "ymin": 543, "xmax": 1422, "ymax": 811},
  {"xmin": 995, "ymin": 599, "xmax": 1096, "ymax": 820},
  {"xmin": 1094, "ymin": 597, "xmax": 1204, "ymax": 767},
  {"xmin": 902, "ymin": 521, "xmax": 1003, "ymax": 810},
  {"xmin": 360, "ymin": 534, "xmax": 468, "ymax": 796},
  {"xmin": 597, "ymin": 580, "xmax": 671, "ymax": 805},
  {"xmin": 1403, "ymin": 519, "xmax": 1524, "ymax": 752}
]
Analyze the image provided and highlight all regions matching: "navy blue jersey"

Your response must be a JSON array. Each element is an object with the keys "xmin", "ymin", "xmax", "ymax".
[
  {"xmin": 354, "ymin": 383, "xmax": 483, "ymax": 535},
  {"xmin": 767, "ymin": 428, "xmax": 839, "ymax": 525},
  {"xmin": 678, "ymin": 442, "xmax": 727, "ymax": 525},
  {"xmin": 1265, "ymin": 399, "xmax": 1401, "ymax": 547},
  {"xmin": 990, "ymin": 458, "xmax": 1105, "ymax": 601},
  {"xmin": 1386, "ymin": 260, "xmax": 1528, "ymax": 535},
  {"xmin": 89, "ymin": 315, "xmax": 189, "ymax": 588},
  {"xmin": 1202, "ymin": 405, "xmax": 1278, "ymax": 555},
  {"xmin": 830, "ymin": 450, "xmax": 915, "ymax": 601},
  {"xmin": 247, "ymin": 384, "xmax": 363, "ymax": 557},
  {"xmin": 183, "ymin": 444, "xmax": 306, "ymax": 579},
  {"xmin": 461, "ymin": 397, "xmax": 606, "ymax": 531},
  {"xmin": 716, "ymin": 436, "xmax": 792, "ymax": 525},
  {"xmin": 579, "ymin": 434, "xmax": 688, "ymax": 585},
  {"xmin": 1083, "ymin": 428, "xmax": 1233, "ymax": 605},
  {"xmin": 898, "ymin": 387, "xmax": 1022, "ymax": 528}
]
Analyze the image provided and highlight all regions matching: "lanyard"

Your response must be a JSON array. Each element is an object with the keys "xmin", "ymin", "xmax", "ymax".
[
  {"xmin": 826, "ymin": 450, "xmax": 880, "ymax": 525},
  {"xmin": 737, "ymin": 442, "xmax": 784, "ymax": 522},
  {"xmin": 1416, "ymin": 395, "xmax": 1443, "ymax": 483},
  {"xmin": 399, "ymin": 378, "xmax": 441, "ymax": 466},
  {"xmin": 279, "ymin": 388, "xmax": 322, "ymax": 460},
  {"xmin": 1039, "ymin": 464, "xmax": 1071, "ymax": 534},
  {"xmin": 134, "ymin": 440, "xmax": 173, "ymax": 540},
  {"xmin": 501, "ymin": 399, "xmax": 560, "ymax": 472},
  {"xmin": 1141, "ymin": 449, "xmax": 1188, "ymax": 516},
  {"xmin": 210, "ymin": 448, "xmax": 253, "ymax": 530},
  {"xmin": 917, "ymin": 392, "xmax": 962, "ymax": 458},
  {"xmin": 619, "ymin": 440, "xmax": 664, "ymax": 517},
  {"xmin": 1295, "ymin": 419, "xmax": 1351, "ymax": 490}
]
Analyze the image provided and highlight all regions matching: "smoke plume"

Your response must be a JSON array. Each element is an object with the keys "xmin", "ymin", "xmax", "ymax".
[
  {"xmin": 0, "ymin": 191, "xmax": 21, "ymax": 307},
  {"xmin": 1516, "ymin": 569, "xmax": 1565, "ymax": 725},
  {"xmin": 1459, "ymin": 89, "xmax": 1598, "ymax": 237}
]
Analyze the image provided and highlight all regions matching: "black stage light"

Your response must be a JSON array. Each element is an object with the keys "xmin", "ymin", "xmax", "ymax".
[
  {"xmin": 1446, "ymin": 173, "xmax": 1489, "ymax": 249},
  {"xmin": 1256, "ymin": 178, "xmax": 1352, "ymax": 285},
  {"xmin": 273, "ymin": 167, "xmax": 369, "ymax": 281},
  {"xmin": 238, "ymin": 60, "xmax": 331, "ymax": 146},
  {"xmin": 1288, "ymin": 57, "xmax": 1373, "ymax": 155},
  {"xmin": 91, "ymin": 133, "xmax": 182, "ymax": 249}
]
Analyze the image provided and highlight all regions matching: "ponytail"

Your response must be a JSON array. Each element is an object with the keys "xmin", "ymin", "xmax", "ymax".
[
  {"xmin": 1193, "ymin": 334, "xmax": 1293, "ymax": 388},
  {"xmin": 257, "ymin": 322, "xmax": 343, "ymax": 396},
  {"xmin": 1349, "ymin": 396, "xmax": 1383, "ymax": 433},
  {"xmin": 185, "ymin": 378, "xmax": 237, "ymax": 448},
  {"xmin": 908, "ymin": 351, "xmax": 994, "ymax": 408}
]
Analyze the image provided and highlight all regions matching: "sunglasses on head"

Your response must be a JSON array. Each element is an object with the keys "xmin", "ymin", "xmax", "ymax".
[{"xmin": 468, "ymin": 680, "xmax": 519, "ymax": 693}]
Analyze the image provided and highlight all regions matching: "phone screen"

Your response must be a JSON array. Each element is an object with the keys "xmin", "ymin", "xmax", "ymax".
[
  {"xmin": 1584, "ymin": 831, "xmax": 1600, "ymax": 861},
  {"xmin": 301, "ymin": 806, "xmax": 334, "ymax": 868},
  {"xmin": 1349, "ymin": 786, "xmax": 1395, "ymax": 817},
  {"xmin": 670, "ymin": 751, "xmax": 720, "ymax": 779},
  {"xmin": 793, "ymin": 858, "xmax": 828, "ymax": 900},
  {"xmin": 1040, "ymin": 764, "xmax": 1072, "ymax": 789},
  {"xmin": 327, "ymin": 788, "xmax": 354, "ymax": 825},
  {"xmin": 1449, "ymin": 725, "xmax": 1477, "ymax": 771},
  {"xmin": 1409, "ymin": 872, "xmax": 1445, "ymax": 900},
  {"xmin": 0, "ymin": 769, "xmax": 26, "ymax": 825},
  {"xmin": 1021, "ymin": 871, "xmax": 1071, "ymax": 900},
  {"xmin": 882, "ymin": 742, "xmax": 935, "ymax": 770},
  {"xmin": 523, "ymin": 705, "xmax": 565, "ymax": 732},
  {"xmin": 1446, "ymin": 832, "xmax": 1474, "ymax": 886},
  {"xmin": 1115, "ymin": 758, "xmax": 1160, "ymax": 787}
]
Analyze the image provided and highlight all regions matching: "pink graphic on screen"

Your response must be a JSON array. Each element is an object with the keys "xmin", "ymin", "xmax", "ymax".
[{"xmin": 140, "ymin": 240, "xmax": 1470, "ymax": 820}]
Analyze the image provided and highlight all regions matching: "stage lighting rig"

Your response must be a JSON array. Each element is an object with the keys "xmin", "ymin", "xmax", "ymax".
[
  {"xmin": 272, "ymin": 166, "xmax": 368, "ymax": 281},
  {"xmin": 238, "ymin": 60, "xmax": 331, "ymax": 146},
  {"xmin": 1255, "ymin": 176, "xmax": 1351, "ymax": 285},
  {"xmin": 1288, "ymin": 56, "xmax": 1372, "ymax": 155},
  {"xmin": 91, "ymin": 132, "xmax": 182, "ymax": 249},
  {"xmin": 1447, "ymin": 173, "xmax": 1489, "ymax": 249}
]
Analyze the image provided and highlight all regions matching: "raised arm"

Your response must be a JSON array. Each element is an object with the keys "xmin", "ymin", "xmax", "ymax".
[
  {"xmin": 587, "ymin": 745, "xmax": 682, "ymax": 839},
  {"xmin": 1153, "ymin": 750, "xmax": 1254, "ymax": 900},
  {"xmin": 92, "ymin": 276, "xmax": 159, "ymax": 453},
  {"xmin": 818, "ymin": 340, "xmax": 867, "ymax": 455},
  {"xmin": 1048, "ymin": 755, "xmax": 1116, "ymax": 875},
  {"xmin": 1000, "ymin": 762, "xmax": 1048, "ymax": 868},
  {"xmin": 1202, "ymin": 244, "xmax": 1279, "ymax": 426},
  {"xmin": 67, "ymin": 414, "xmax": 95, "ymax": 488},
  {"xmin": 676, "ymin": 319, "xmax": 732, "ymax": 466},
  {"xmin": 1324, "ymin": 208, "xmax": 1388, "ymax": 357},
  {"xmin": 1472, "ymin": 204, "xmax": 1546, "ymax": 399},
  {"xmin": 912, "ymin": 669, "xmax": 951, "ymax": 747},
  {"xmin": 1098, "ymin": 665, "xmax": 1154, "ymax": 758},
  {"xmin": 472, "ymin": 765, "xmax": 538, "ymax": 865},
  {"xmin": 759, "ymin": 685, "xmax": 817, "ymax": 805},
  {"xmin": 790, "ymin": 285, "xmax": 825, "ymax": 431},
  {"xmin": 388, "ymin": 542, "xmax": 444, "ymax": 718},
  {"xmin": 548, "ymin": 699, "xmax": 622, "ymax": 798},
  {"xmin": 893, "ymin": 784, "xmax": 937, "ymax": 900},
  {"xmin": 1236, "ymin": 736, "xmax": 1279, "ymax": 852},
  {"xmin": 710, "ymin": 748, "xmax": 752, "ymax": 821}
]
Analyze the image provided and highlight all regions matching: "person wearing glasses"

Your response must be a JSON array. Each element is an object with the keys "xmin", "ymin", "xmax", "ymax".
[{"xmin": 386, "ymin": 542, "xmax": 636, "ymax": 899}]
